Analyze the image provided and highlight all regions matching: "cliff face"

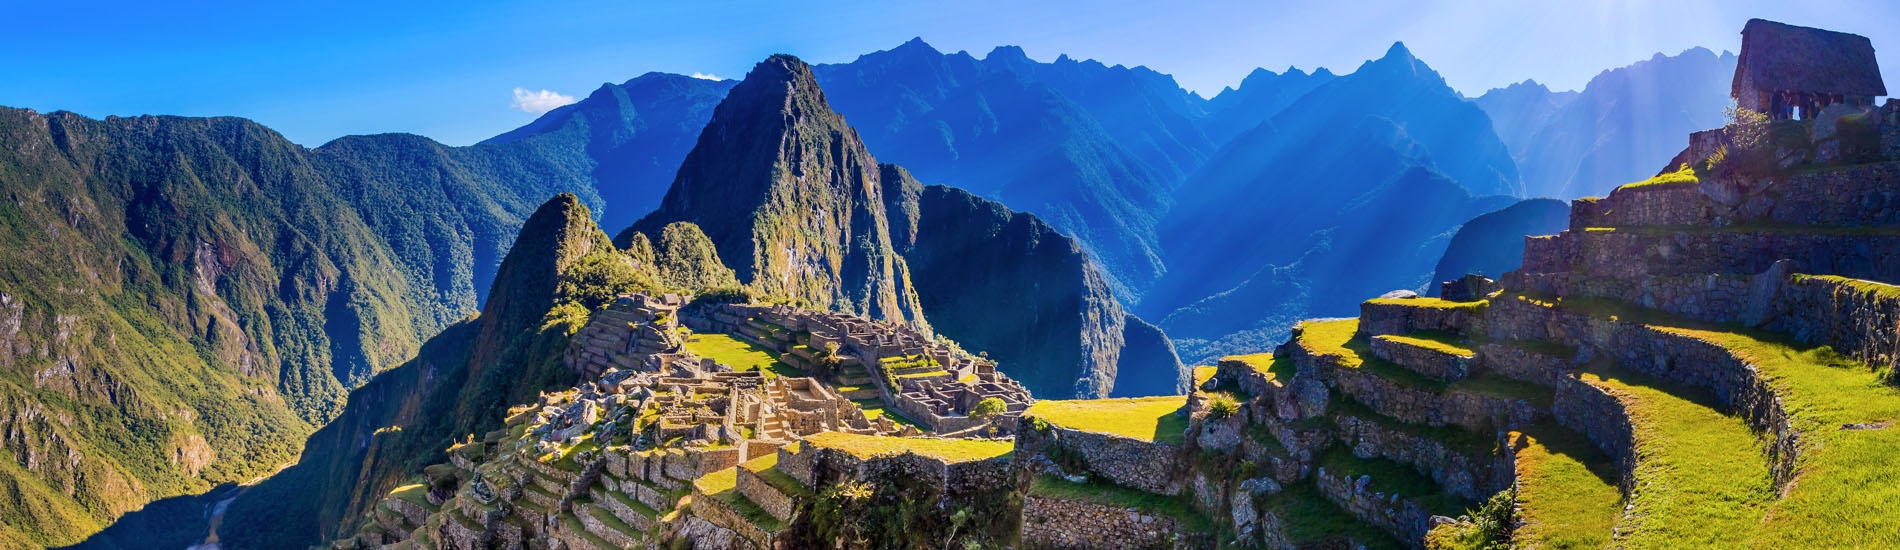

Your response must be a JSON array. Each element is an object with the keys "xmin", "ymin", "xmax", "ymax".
[
  {"xmin": 626, "ymin": 55, "xmax": 1184, "ymax": 398},
  {"xmin": 624, "ymin": 55, "xmax": 928, "ymax": 330},
  {"xmin": 213, "ymin": 194, "xmax": 637, "ymax": 548}
]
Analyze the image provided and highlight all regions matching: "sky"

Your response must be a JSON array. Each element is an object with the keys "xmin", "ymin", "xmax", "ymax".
[{"xmin": 5, "ymin": 0, "xmax": 1897, "ymax": 147}]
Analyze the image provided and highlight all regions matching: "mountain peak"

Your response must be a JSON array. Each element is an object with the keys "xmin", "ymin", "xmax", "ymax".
[
  {"xmin": 985, "ymin": 45, "xmax": 1032, "ymax": 66},
  {"xmin": 1382, "ymin": 41, "xmax": 1416, "ymax": 62},
  {"xmin": 892, "ymin": 36, "xmax": 941, "ymax": 56}
]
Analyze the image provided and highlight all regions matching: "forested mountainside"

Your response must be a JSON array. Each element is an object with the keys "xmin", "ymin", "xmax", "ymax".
[
  {"xmin": 1146, "ymin": 43, "xmax": 1520, "ymax": 365},
  {"xmin": 624, "ymin": 55, "xmax": 1184, "ymax": 399},
  {"xmin": 0, "ymin": 107, "xmax": 611, "ymax": 546},
  {"xmin": 1477, "ymin": 47, "xmax": 1736, "ymax": 198}
]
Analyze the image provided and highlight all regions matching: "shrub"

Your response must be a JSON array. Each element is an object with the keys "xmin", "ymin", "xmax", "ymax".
[
  {"xmin": 1724, "ymin": 104, "xmax": 1770, "ymax": 151},
  {"xmin": 1425, "ymin": 488, "xmax": 1515, "ymax": 550},
  {"xmin": 1208, "ymin": 395, "xmax": 1241, "ymax": 420}
]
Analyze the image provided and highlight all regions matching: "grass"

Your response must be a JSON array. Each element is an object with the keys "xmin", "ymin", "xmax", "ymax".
[
  {"xmin": 1615, "ymin": 164, "xmax": 1699, "ymax": 191},
  {"xmin": 1027, "ymin": 475, "xmax": 1212, "ymax": 533},
  {"xmin": 1025, "ymin": 396, "xmax": 1189, "ymax": 445},
  {"xmin": 682, "ymin": 333, "xmax": 802, "ymax": 378},
  {"xmin": 692, "ymin": 467, "xmax": 785, "ymax": 531},
  {"xmin": 802, "ymin": 432, "xmax": 1013, "ymax": 463},
  {"xmin": 1580, "ymin": 363, "xmax": 1773, "ymax": 547},
  {"xmin": 1318, "ymin": 447, "xmax": 1472, "ymax": 517},
  {"xmin": 1298, "ymin": 319, "xmax": 1552, "ymax": 406},
  {"xmin": 1517, "ymin": 287, "xmax": 1900, "ymax": 545},
  {"xmin": 1223, "ymin": 353, "xmax": 1293, "ymax": 381},
  {"xmin": 1362, "ymin": 297, "xmax": 1488, "ymax": 312},
  {"xmin": 739, "ymin": 453, "xmax": 811, "ymax": 498},
  {"xmin": 1374, "ymin": 331, "xmax": 1475, "ymax": 357},
  {"xmin": 388, "ymin": 483, "xmax": 441, "ymax": 513},
  {"xmin": 1508, "ymin": 424, "xmax": 1620, "ymax": 549},
  {"xmin": 1795, "ymin": 273, "xmax": 1900, "ymax": 301},
  {"xmin": 1193, "ymin": 365, "xmax": 1219, "ymax": 386},
  {"xmin": 548, "ymin": 433, "xmax": 598, "ymax": 473},
  {"xmin": 1327, "ymin": 396, "xmax": 1496, "ymax": 459}
]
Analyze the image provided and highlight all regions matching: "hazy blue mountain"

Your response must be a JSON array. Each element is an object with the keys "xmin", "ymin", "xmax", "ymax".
[
  {"xmin": 1471, "ymin": 79, "xmax": 1578, "ymax": 160},
  {"xmin": 810, "ymin": 40, "xmax": 1189, "ymax": 303},
  {"xmin": 1146, "ymin": 43, "xmax": 1521, "ymax": 364},
  {"xmin": 481, "ymin": 73, "xmax": 736, "ymax": 230},
  {"xmin": 1201, "ymin": 66, "xmax": 1338, "ymax": 145},
  {"xmin": 1480, "ymin": 47, "xmax": 1736, "ymax": 198},
  {"xmin": 1429, "ymin": 198, "xmax": 1572, "ymax": 295}
]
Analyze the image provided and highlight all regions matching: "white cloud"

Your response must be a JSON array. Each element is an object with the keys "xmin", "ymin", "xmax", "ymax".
[
  {"xmin": 690, "ymin": 72, "xmax": 720, "ymax": 80},
  {"xmin": 510, "ymin": 87, "xmax": 576, "ymax": 114}
]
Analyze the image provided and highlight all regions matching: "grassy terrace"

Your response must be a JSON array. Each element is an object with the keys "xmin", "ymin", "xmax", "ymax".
[
  {"xmin": 1025, "ymin": 396, "xmax": 1190, "ymax": 445},
  {"xmin": 682, "ymin": 333, "xmax": 802, "ymax": 378},
  {"xmin": 1318, "ymin": 447, "xmax": 1472, "ymax": 517},
  {"xmin": 1516, "ymin": 288, "xmax": 1900, "ymax": 543},
  {"xmin": 1373, "ymin": 331, "xmax": 1475, "ymax": 357},
  {"xmin": 739, "ymin": 454, "xmax": 811, "ymax": 498},
  {"xmin": 1327, "ymin": 396, "xmax": 1496, "ymax": 459},
  {"xmin": 1362, "ymin": 297, "xmax": 1489, "ymax": 312},
  {"xmin": 1027, "ymin": 475, "xmax": 1212, "ymax": 533},
  {"xmin": 1614, "ymin": 164, "xmax": 1699, "ymax": 191},
  {"xmin": 1795, "ymin": 273, "xmax": 1900, "ymax": 300},
  {"xmin": 388, "ymin": 483, "xmax": 442, "ymax": 513},
  {"xmin": 1296, "ymin": 319, "xmax": 1551, "ymax": 406},
  {"xmin": 803, "ymin": 432, "xmax": 1013, "ymax": 463},
  {"xmin": 1508, "ymin": 424, "xmax": 1620, "ymax": 549},
  {"xmin": 693, "ymin": 468, "xmax": 785, "ymax": 532},
  {"xmin": 1223, "ymin": 353, "xmax": 1293, "ymax": 381},
  {"xmin": 1265, "ymin": 482, "xmax": 1402, "ymax": 549},
  {"xmin": 1579, "ymin": 363, "xmax": 1773, "ymax": 547}
]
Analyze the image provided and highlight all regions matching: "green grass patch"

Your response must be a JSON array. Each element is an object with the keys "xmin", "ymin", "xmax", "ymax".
[
  {"xmin": 388, "ymin": 483, "xmax": 441, "ymax": 513},
  {"xmin": 740, "ymin": 453, "xmax": 811, "ymax": 498},
  {"xmin": 1508, "ymin": 424, "xmax": 1620, "ymax": 549},
  {"xmin": 803, "ymin": 432, "xmax": 1013, "ymax": 463},
  {"xmin": 1362, "ymin": 297, "xmax": 1488, "ymax": 312},
  {"xmin": 1615, "ymin": 164, "xmax": 1699, "ymax": 191},
  {"xmin": 1025, "ymin": 396, "xmax": 1189, "ymax": 445},
  {"xmin": 1795, "ymin": 274, "xmax": 1900, "ymax": 301},
  {"xmin": 1580, "ymin": 363, "xmax": 1773, "ymax": 546},
  {"xmin": 1223, "ymin": 353, "xmax": 1293, "ymax": 381},
  {"xmin": 1027, "ymin": 475, "xmax": 1212, "ymax": 533},
  {"xmin": 1265, "ymin": 481, "xmax": 1402, "ymax": 549},
  {"xmin": 1374, "ymin": 331, "xmax": 1475, "ymax": 357},
  {"xmin": 682, "ymin": 333, "xmax": 802, "ymax": 378},
  {"xmin": 695, "ymin": 468, "xmax": 786, "ymax": 531},
  {"xmin": 1328, "ymin": 396, "xmax": 1496, "ymax": 458}
]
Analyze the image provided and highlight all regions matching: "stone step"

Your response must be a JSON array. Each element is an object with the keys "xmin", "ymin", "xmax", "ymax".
[
  {"xmin": 1367, "ymin": 333, "xmax": 1476, "ymax": 382},
  {"xmin": 835, "ymin": 385, "xmax": 880, "ymax": 400},
  {"xmin": 1290, "ymin": 319, "xmax": 1549, "ymax": 431},
  {"xmin": 578, "ymin": 499, "xmax": 647, "ymax": 547},
  {"xmin": 736, "ymin": 454, "xmax": 805, "ymax": 524}
]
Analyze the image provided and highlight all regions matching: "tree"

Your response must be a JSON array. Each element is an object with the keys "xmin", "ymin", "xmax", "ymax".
[{"xmin": 969, "ymin": 397, "xmax": 1007, "ymax": 420}]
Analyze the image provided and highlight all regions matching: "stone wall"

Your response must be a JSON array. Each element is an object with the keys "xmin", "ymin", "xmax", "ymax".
[
  {"xmin": 1313, "ymin": 466, "xmax": 1435, "ymax": 542},
  {"xmin": 1476, "ymin": 343, "xmax": 1572, "ymax": 388},
  {"xmin": 1331, "ymin": 415, "xmax": 1511, "ymax": 501},
  {"xmin": 1767, "ymin": 275, "xmax": 1900, "ymax": 379},
  {"xmin": 691, "ymin": 483, "xmax": 776, "ymax": 550},
  {"xmin": 1550, "ymin": 376, "xmax": 1636, "ymax": 493},
  {"xmin": 1019, "ymin": 496, "xmax": 1209, "ymax": 549},
  {"xmin": 736, "ymin": 467, "xmax": 796, "ymax": 523},
  {"xmin": 1016, "ymin": 424, "xmax": 1185, "ymax": 496},
  {"xmin": 1369, "ymin": 336, "xmax": 1472, "ymax": 382},
  {"xmin": 1522, "ymin": 229, "xmax": 1900, "ymax": 283},
  {"xmin": 1357, "ymin": 301, "xmax": 1487, "ymax": 338},
  {"xmin": 1292, "ymin": 344, "xmax": 1545, "ymax": 432}
]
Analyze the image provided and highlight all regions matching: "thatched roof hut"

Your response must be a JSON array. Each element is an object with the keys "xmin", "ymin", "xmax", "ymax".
[{"xmin": 1732, "ymin": 19, "xmax": 1885, "ymax": 113}]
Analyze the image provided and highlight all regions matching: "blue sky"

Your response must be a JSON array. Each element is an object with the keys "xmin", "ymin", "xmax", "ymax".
[{"xmin": 5, "ymin": 0, "xmax": 1896, "ymax": 147}]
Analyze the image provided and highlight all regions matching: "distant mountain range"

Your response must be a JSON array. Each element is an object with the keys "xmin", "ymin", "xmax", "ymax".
[{"xmin": 1477, "ymin": 47, "xmax": 1737, "ymax": 198}]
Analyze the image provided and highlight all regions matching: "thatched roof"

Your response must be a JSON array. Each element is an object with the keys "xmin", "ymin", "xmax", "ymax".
[{"xmin": 1733, "ymin": 19, "xmax": 1885, "ymax": 96}]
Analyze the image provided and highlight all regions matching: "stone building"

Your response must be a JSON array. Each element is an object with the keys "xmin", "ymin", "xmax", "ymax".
[{"xmin": 1733, "ymin": 18, "xmax": 1886, "ymax": 120}]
